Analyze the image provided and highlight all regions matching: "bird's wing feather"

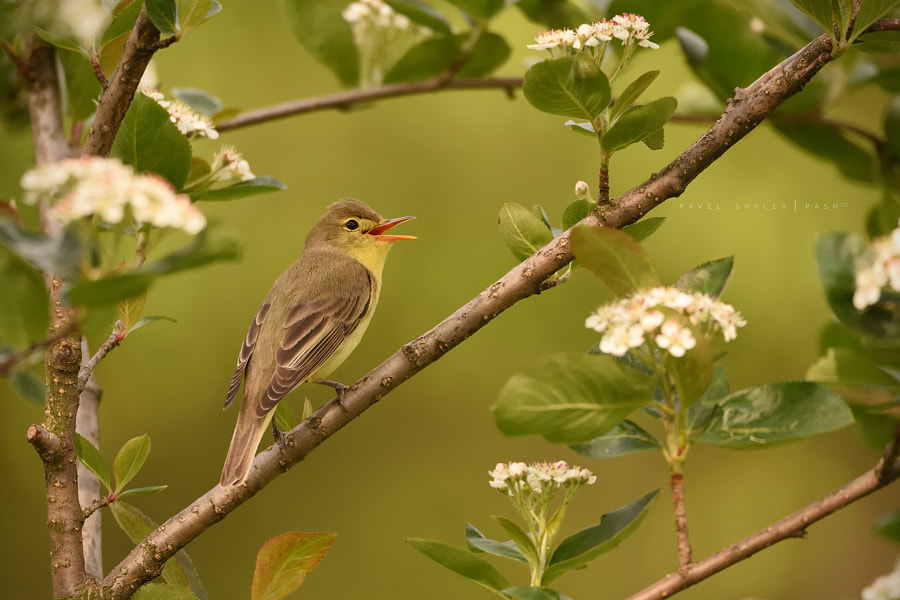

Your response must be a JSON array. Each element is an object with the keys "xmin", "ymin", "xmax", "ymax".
[
  {"xmin": 255, "ymin": 266, "xmax": 373, "ymax": 416},
  {"xmin": 224, "ymin": 302, "xmax": 270, "ymax": 409}
]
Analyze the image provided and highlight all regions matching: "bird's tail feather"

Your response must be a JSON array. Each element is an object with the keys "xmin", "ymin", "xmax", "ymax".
[{"xmin": 220, "ymin": 408, "xmax": 270, "ymax": 487}]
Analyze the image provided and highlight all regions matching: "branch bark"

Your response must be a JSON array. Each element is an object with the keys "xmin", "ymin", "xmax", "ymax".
[{"xmin": 96, "ymin": 24, "xmax": 882, "ymax": 598}]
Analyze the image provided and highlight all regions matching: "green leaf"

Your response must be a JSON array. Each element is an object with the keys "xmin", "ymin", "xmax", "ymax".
[
  {"xmin": 806, "ymin": 347, "xmax": 900, "ymax": 390},
  {"xmin": 695, "ymin": 382, "xmax": 855, "ymax": 448},
  {"xmin": 542, "ymin": 490, "xmax": 659, "ymax": 584},
  {"xmin": 523, "ymin": 54, "xmax": 611, "ymax": 121},
  {"xmin": 602, "ymin": 97, "xmax": 678, "ymax": 153},
  {"xmin": 675, "ymin": 256, "xmax": 734, "ymax": 298},
  {"xmin": 621, "ymin": 217, "xmax": 665, "ymax": 243},
  {"xmin": 58, "ymin": 48, "xmax": 102, "ymax": 122},
  {"xmin": 885, "ymin": 94, "xmax": 900, "ymax": 159},
  {"xmin": 611, "ymin": 70, "xmax": 659, "ymax": 121},
  {"xmin": 251, "ymin": 532, "xmax": 336, "ymax": 600},
  {"xmin": 114, "ymin": 434, "xmax": 152, "ymax": 492},
  {"xmin": 111, "ymin": 93, "xmax": 192, "ymax": 190},
  {"xmin": 445, "ymin": 0, "xmax": 505, "ymax": 20},
  {"xmin": 75, "ymin": 433, "xmax": 112, "ymax": 491},
  {"xmin": 464, "ymin": 523, "xmax": 528, "ymax": 563},
  {"xmin": 118, "ymin": 291, "xmax": 147, "ymax": 331},
  {"xmin": 658, "ymin": 309, "xmax": 714, "ymax": 409},
  {"xmin": 407, "ymin": 538, "xmax": 510, "ymax": 592},
  {"xmin": 66, "ymin": 222, "xmax": 241, "ymax": 307},
  {"xmin": 502, "ymin": 587, "xmax": 573, "ymax": 600},
  {"xmin": 498, "ymin": 203, "xmax": 554, "ymax": 262},
  {"xmin": 515, "ymin": 0, "xmax": 590, "ymax": 29},
  {"xmin": 493, "ymin": 352, "xmax": 657, "ymax": 444},
  {"xmin": 110, "ymin": 501, "xmax": 202, "ymax": 593},
  {"xmin": 642, "ymin": 127, "xmax": 665, "ymax": 150},
  {"xmin": 172, "ymin": 87, "xmax": 223, "ymax": 116},
  {"xmin": 562, "ymin": 199, "xmax": 592, "ymax": 230},
  {"xmin": 854, "ymin": 30, "xmax": 900, "ymax": 53},
  {"xmin": 570, "ymin": 224, "xmax": 661, "ymax": 295},
  {"xmin": 10, "ymin": 370, "xmax": 46, "ymax": 405},
  {"xmin": 34, "ymin": 27, "xmax": 84, "ymax": 53},
  {"xmin": 281, "ymin": 0, "xmax": 359, "ymax": 87},
  {"xmin": 874, "ymin": 510, "xmax": 900, "ymax": 543},
  {"xmin": 384, "ymin": 0, "xmax": 453, "ymax": 35},
  {"xmin": 456, "ymin": 32, "xmax": 511, "ymax": 78},
  {"xmin": 0, "ymin": 252, "xmax": 50, "ymax": 347},
  {"xmin": 492, "ymin": 515, "xmax": 539, "ymax": 565},
  {"xmin": 100, "ymin": 0, "xmax": 145, "ymax": 49},
  {"xmin": 385, "ymin": 36, "xmax": 458, "ymax": 84},
  {"xmin": 687, "ymin": 365, "xmax": 730, "ymax": 434},
  {"xmin": 145, "ymin": 0, "xmax": 179, "ymax": 36},
  {"xmin": 133, "ymin": 583, "xmax": 198, "ymax": 600},
  {"xmin": 130, "ymin": 315, "xmax": 178, "ymax": 334},
  {"xmin": 569, "ymin": 420, "xmax": 662, "ymax": 459},
  {"xmin": 118, "ymin": 485, "xmax": 169, "ymax": 497},
  {"xmin": 178, "ymin": 0, "xmax": 214, "ymax": 31},
  {"xmin": 193, "ymin": 177, "xmax": 288, "ymax": 201},
  {"xmin": 273, "ymin": 402, "xmax": 298, "ymax": 432},
  {"xmin": 0, "ymin": 221, "xmax": 81, "ymax": 280}
]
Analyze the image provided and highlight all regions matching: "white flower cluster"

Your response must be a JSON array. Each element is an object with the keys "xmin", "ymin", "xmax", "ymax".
[
  {"xmin": 527, "ymin": 13, "xmax": 659, "ymax": 55},
  {"xmin": 20, "ymin": 157, "xmax": 206, "ymax": 235},
  {"xmin": 585, "ymin": 286, "xmax": 747, "ymax": 358},
  {"xmin": 343, "ymin": 0, "xmax": 413, "ymax": 31},
  {"xmin": 143, "ymin": 89, "xmax": 219, "ymax": 139},
  {"xmin": 489, "ymin": 460, "xmax": 596, "ymax": 495},
  {"xmin": 853, "ymin": 221, "xmax": 900, "ymax": 310},
  {"xmin": 862, "ymin": 558, "xmax": 900, "ymax": 600},
  {"xmin": 212, "ymin": 146, "xmax": 256, "ymax": 182}
]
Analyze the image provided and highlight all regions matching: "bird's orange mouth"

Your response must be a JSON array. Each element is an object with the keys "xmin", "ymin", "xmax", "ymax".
[{"xmin": 367, "ymin": 216, "xmax": 416, "ymax": 241}]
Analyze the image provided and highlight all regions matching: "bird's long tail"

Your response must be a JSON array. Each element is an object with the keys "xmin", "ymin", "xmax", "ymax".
[{"xmin": 220, "ymin": 401, "xmax": 271, "ymax": 487}]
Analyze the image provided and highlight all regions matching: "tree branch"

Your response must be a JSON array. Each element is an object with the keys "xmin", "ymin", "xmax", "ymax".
[
  {"xmin": 95, "ymin": 25, "xmax": 877, "ymax": 598},
  {"xmin": 215, "ymin": 76, "xmax": 523, "ymax": 133},
  {"xmin": 670, "ymin": 472, "xmax": 692, "ymax": 568},
  {"xmin": 627, "ymin": 427, "xmax": 900, "ymax": 600}
]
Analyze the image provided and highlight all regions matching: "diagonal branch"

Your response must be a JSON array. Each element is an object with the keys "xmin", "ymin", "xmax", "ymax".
[{"xmin": 94, "ymin": 24, "xmax": 881, "ymax": 598}]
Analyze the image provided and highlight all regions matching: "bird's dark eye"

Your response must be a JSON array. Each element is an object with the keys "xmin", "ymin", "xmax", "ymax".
[{"xmin": 344, "ymin": 219, "xmax": 360, "ymax": 231}]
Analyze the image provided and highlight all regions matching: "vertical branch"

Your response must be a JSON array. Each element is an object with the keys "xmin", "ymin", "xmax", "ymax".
[
  {"xmin": 670, "ymin": 472, "xmax": 692, "ymax": 568},
  {"xmin": 78, "ymin": 337, "xmax": 103, "ymax": 580}
]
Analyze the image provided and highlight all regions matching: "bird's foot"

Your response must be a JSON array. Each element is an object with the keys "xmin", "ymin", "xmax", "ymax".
[
  {"xmin": 317, "ymin": 379, "xmax": 350, "ymax": 405},
  {"xmin": 271, "ymin": 419, "xmax": 289, "ymax": 454}
]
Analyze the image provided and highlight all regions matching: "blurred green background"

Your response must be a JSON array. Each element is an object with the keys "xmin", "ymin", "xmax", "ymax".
[{"xmin": 1, "ymin": 1, "xmax": 898, "ymax": 599}]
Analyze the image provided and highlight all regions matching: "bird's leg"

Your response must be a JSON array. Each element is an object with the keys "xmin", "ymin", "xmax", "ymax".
[
  {"xmin": 271, "ymin": 419, "xmax": 289, "ymax": 454},
  {"xmin": 317, "ymin": 379, "xmax": 350, "ymax": 405}
]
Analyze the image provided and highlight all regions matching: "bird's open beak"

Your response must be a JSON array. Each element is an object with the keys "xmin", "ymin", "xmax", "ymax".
[{"xmin": 367, "ymin": 216, "xmax": 416, "ymax": 241}]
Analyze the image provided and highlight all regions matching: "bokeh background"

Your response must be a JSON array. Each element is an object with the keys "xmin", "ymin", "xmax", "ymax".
[{"xmin": 1, "ymin": 1, "xmax": 897, "ymax": 599}]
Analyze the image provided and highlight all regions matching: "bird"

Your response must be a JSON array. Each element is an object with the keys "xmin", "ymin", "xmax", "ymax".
[{"xmin": 220, "ymin": 198, "xmax": 415, "ymax": 486}]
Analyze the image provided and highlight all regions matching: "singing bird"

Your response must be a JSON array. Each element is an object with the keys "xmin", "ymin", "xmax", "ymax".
[{"xmin": 220, "ymin": 199, "xmax": 415, "ymax": 486}]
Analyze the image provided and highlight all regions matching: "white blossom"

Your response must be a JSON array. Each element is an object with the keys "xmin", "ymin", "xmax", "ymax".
[
  {"xmin": 213, "ymin": 146, "xmax": 256, "ymax": 182},
  {"xmin": 142, "ymin": 89, "xmax": 219, "ymax": 139},
  {"xmin": 862, "ymin": 558, "xmax": 900, "ymax": 600},
  {"xmin": 852, "ymin": 222, "xmax": 900, "ymax": 310}
]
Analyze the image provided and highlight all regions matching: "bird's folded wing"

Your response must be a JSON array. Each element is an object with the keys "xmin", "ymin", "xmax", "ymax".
[{"xmin": 224, "ymin": 303, "xmax": 270, "ymax": 409}]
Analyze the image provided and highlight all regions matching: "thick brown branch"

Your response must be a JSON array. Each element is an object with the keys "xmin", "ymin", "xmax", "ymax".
[
  {"xmin": 215, "ymin": 77, "xmax": 523, "ymax": 133},
  {"xmin": 99, "ymin": 22, "xmax": 900, "ymax": 598},
  {"xmin": 627, "ymin": 428, "xmax": 900, "ymax": 600},
  {"xmin": 82, "ymin": 7, "xmax": 163, "ymax": 157}
]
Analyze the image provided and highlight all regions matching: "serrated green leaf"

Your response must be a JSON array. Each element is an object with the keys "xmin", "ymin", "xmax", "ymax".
[
  {"xmin": 384, "ymin": 36, "xmax": 458, "ymax": 84},
  {"xmin": 694, "ymin": 382, "xmax": 854, "ymax": 448},
  {"xmin": 502, "ymin": 587, "xmax": 573, "ymax": 600},
  {"xmin": 806, "ymin": 347, "xmax": 900, "ymax": 390},
  {"xmin": 621, "ymin": 217, "xmax": 665, "ymax": 243},
  {"xmin": 114, "ymin": 434, "xmax": 152, "ymax": 492},
  {"xmin": 569, "ymin": 420, "xmax": 662, "ymax": 459},
  {"xmin": 193, "ymin": 177, "xmax": 288, "ymax": 201},
  {"xmin": 145, "ymin": 0, "xmax": 179, "ymax": 36},
  {"xmin": 562, "ymin": 199, "xmax": 593, "ymax": 230},
  {"xmin": 456, "ymin": 32, "xmax": 511, "ymax": 78},
  {"xmin": 570, "ymin": 224, "xmax": 661, "ymax": 295},
  {"xmin": 523, "ymin": 54, "xmax": 610, "ymax": 121},
  {"xmin": 281, "ymin": 0, "xmax": 359, "ymax": 87},
  {"xmin": 408, "ymin": 538, "xmax": 510, "ymax": 592},
  {"xmin": 492, "ymin": 515, "xmax": 539, "ymax": 565},
  {"xmin": 118, "ymin": 485, "xmax": 169, "ymax": 497},
  {"xmin": 464, "ymin": 523, "xmax": 528, "ymax": 562},
  {"xmin": 10, "ymin": 370, "xmax": 46, "ymax": 405},
  {"xmin": 675, "ymin": 256, "xmax": 734, "ymax": 298},
  {"xmin": 603, "ymin": 97, "xmax": 677, "ymax": 153},
  {"xmin": 611, "ymin": 70, "xmax": 659, "ymax": 121},
  {"xmin": 498, "ymin": 203, "xmax": 554, "ymax": 262},
  {"xmin": 493, "ymin": 353, "xmax": 657, "ymax": 444},
  {"xmin": 252, "ymin": 532, "xmax": 336, "ymax": 600},
  {"xmin": 75, "ymin": 433, "xmax": 112, "ymax": 491},
  {"xmin": 111, "ymin": 93, "xmax": 192, "ymax": 190},
  {"xmin": 133, "ymin": 583, "xmax": 198, "ymax": 600},
  {"xmin": 542, "ymin": 490, "xmax": 659, "ymax": 584},
  {"xmin": 100, "ymin": 0, "xmax": 144, "ymax": 49},
  {"xmin": 118, "ymin": 291, "xmax": 147, "ymax": 331}
]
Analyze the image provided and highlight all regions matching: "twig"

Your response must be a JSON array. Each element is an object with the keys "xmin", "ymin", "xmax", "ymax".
[
  {"xmin": 670, "ymin": 472, "xmax": 692, "ymax": 568},
  {"xmin": 627, "ymin": 427, "xmax": 900, "ymax": 600},
  {"xmin": 77, "ymin": 321, "xmax": 126, "ymax": 393},
  {"xmin": 215, "ymin": 77, "xmax": 523, "ymax": 133}
]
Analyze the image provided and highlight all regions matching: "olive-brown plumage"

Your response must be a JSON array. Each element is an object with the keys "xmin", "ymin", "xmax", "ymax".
[{"xmin": 220, "ymin": 199, "xmax": 414, "ymax": 486}]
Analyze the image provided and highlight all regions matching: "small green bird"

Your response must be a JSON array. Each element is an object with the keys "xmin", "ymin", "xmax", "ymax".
[{"xmin": 220, "ymin": 199, "xmax": 415, "ymax": 486}]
